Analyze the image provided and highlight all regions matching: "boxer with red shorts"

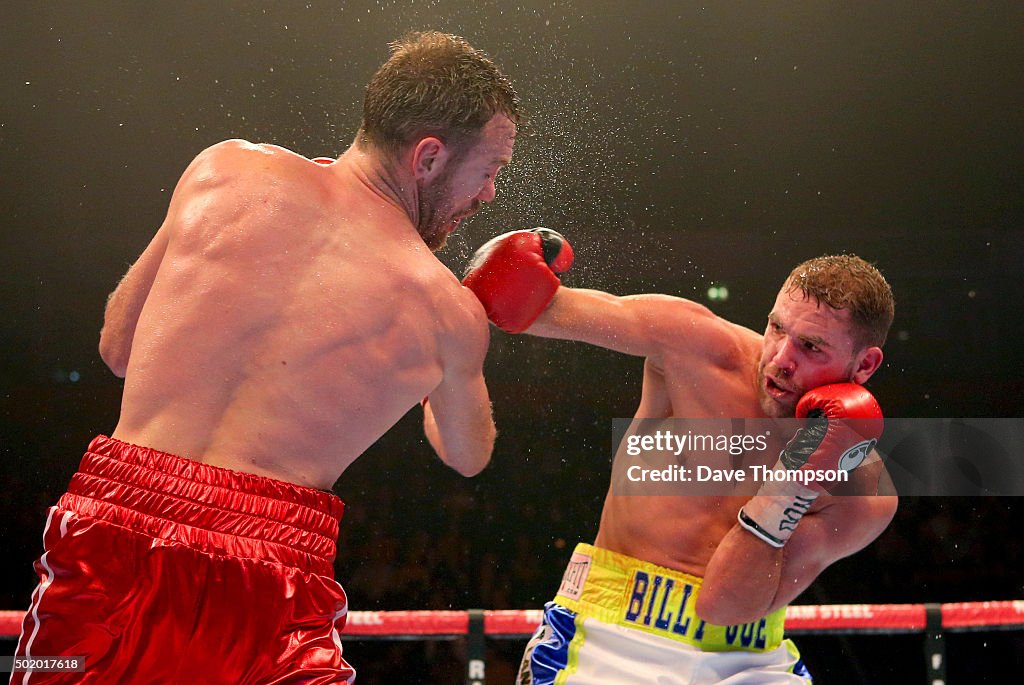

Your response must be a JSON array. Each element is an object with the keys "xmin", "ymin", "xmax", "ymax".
[
  {"xmin": 13, "ymin": 32, "xmax": 521, "ymax": 683},
  {"xmin": 15, "ymin": 436, "xmax": 352, "ymax": 684}
]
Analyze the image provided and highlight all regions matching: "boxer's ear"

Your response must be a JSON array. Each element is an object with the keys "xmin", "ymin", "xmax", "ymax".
[
  {"xmin": 851, "ymin": 347, "xmax": 883, "ymax": 384},
  {"xmin": 411, "ymin": 137, "xmax": 451, "ymax": 182}
]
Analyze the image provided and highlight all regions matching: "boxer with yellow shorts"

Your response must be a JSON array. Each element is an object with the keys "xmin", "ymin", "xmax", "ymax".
[{"xmin": 465, "ymin": 230, "xmax": 897, "ymax": 684}]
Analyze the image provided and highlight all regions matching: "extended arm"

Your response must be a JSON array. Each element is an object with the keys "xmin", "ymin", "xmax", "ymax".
[
  {"xmin": 529, "ymin": 288, "xmax": 715, "ymax": 360},
  {"xmin": 463, "ymin": 228, "xmax": 722, "ymax": 363}
]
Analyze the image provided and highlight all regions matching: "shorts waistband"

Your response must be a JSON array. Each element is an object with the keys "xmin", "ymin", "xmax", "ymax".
[
  {"xmin": 58, "ymin": 435, "xmax": 345, "ymax": 575},
  {"xmin": 553, "ymin": 543, "xmax": 786, "ymax": 652}
]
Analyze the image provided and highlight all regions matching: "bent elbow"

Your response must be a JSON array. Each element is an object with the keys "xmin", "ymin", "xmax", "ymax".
[
  {"xmin": 451, "ymin": 446, "xmax": 492, "ymax": 477},
  {"xmin": 454, "ymin": 459, "xmax": 488, "ymax": 478},
  {"xmin": 103, "ymin": 354, "xmax": 128, "ymax": 379},
  {"xmin": 448, "ymin": 435, "xmax": 494, "ymax": 478},
  {"xmin": 695, "ymin": 589, "xmax": 765, "ymax": 628},
  {"xmin": 435, "ymin": 415, "xmax": 495, "ymax": 477},
  {"xmin": 98, "ymin": 333, "xmax": 128, "ymax": 378}
]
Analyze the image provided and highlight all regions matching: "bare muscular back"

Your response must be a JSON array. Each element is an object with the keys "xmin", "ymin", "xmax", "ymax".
[{"xmin": 110, "ymin": 140, "xmax": 484, "ymax": 488}]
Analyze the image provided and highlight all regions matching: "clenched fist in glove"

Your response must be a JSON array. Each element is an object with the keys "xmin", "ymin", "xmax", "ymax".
[
  {"xmin": 738, "ymin": 383, "xmax": 884, "ymax": 548},
  {"xmin": 462, "ymin": 228, "xmax": 574, "ymax": 333}
]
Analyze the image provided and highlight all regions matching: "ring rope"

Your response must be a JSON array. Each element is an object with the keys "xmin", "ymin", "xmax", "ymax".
[{"xmin": 2, "ymin": 601, "xmax": 1022, "ymax": 640}]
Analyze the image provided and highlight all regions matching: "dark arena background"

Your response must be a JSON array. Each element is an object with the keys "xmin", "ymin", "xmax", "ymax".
[{"xmin": 2, "ymin": 2, "xmax": 1023, "ymax": 683}]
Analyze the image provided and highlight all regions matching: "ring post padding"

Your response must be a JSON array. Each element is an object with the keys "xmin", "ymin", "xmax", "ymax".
[
  {"xmin": 924, "ymin": 603, "xmax": 947, "ymax": 685},
  {"xmin": 466, "ymin": 609, "xmax": 486, "ymax": 685}
]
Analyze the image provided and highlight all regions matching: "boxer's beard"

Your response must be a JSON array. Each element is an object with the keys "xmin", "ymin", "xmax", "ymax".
[
  {"xmin": 758, "ymin": 365, "xmax": 799, "ymax": 418},
  {"xmin": 417, "ymin": 166, "xmax": 461, "ymax": 252}
]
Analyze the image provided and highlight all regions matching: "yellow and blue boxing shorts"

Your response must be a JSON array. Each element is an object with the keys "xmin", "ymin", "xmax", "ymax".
[{"xmin": 518, "ymin": 544, "xmax": 812, "ymax": 685}]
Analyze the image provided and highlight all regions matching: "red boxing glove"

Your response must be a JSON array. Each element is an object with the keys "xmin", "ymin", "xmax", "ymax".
[
  {"xmin": 462, "ymin": 228, "xmax": 574, "ymax": 333},
  {"xmin": 738, "ymin": 384, "xmax": 883, "ymax": 548},
  {"xmin": 789, "ymin": 383, "xmax": 884, "ymax": 473}
]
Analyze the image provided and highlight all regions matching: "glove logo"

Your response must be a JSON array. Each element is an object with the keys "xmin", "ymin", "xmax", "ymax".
[{"xmin": 838, "ymin": 439, "xmax": 876, "ymax": 471}]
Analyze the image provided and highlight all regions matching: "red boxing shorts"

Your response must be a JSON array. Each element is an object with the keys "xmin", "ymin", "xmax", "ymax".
[{"xmin": 12, "ymin": 435, "xmax": 355, "ymax": 684}]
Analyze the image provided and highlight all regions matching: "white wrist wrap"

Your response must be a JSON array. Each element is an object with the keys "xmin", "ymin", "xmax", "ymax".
[{"xmin": 738, "ymin": 466, "xmax": 819, "ymax": 547}]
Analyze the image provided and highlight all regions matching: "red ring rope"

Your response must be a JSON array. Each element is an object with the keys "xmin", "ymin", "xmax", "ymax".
[{"xmin": 2, "ymin": 602, "xmax": 1021, "ymax": 640}]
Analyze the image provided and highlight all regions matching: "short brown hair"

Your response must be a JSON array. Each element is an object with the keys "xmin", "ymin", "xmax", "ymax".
[
  {"xmin": 785, "ymin": 254, "xmax": 895, "ymax": 348},
  {"xmin": 358, "ymin": 31, "xmax": 521, "ymax": 156}
]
